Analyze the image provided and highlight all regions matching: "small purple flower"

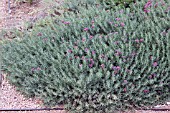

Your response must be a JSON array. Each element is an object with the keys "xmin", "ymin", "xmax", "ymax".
[
  {"xmin": 149, "ymin": 73, "xmax": 156, "ymax": 79},
  {"xmin": 135, "ymin": 39, "xmax": 140, "ymax": 43},
  {"xmin": 64, "ymin": 21, "xmax": 70, "ymax": 25},
  {"xmin": 153, "ymin": 62, "xmax": 158, "ymax": 67},
  {"xmin": 120, "ymin": 22, "xmax": 125, "ymax": 27},
  {"xmin": 92, "ymin": 50, "xmax": 96, "ymax": 55},
  {"xmin": 91, "ymin": 25, "xmax": 95, "ymax": 28},
  {"xmin": 116, "ymin": 66, "xmax": 121, "ymax": 71},
  {"xmin": 131, "ymin": 52, "xmax": 136, "ymax": 56},
  {"xmin": 143, "ymin": 89, "xmax": 149, "ymax": 93},
  {"xmin": 85, "ymin": 48, "xmax": 89, "ymax": 52},
  {"xmin": 109, "ymin": 22, "xmax": 113, "ymax": 24},
  {"xmin": 140, "ymin": 38, "xmax": 144, "ymax": 42},
  {"xmin": 144, "ymin": 9, "xmax": 150, "ymax": 13},
  {"xmin": 123, "ymin": 80, "xmax": 128, "ymax": 84},
  {"xmin": 100, "ymin": 54, "xmax": 105, "ymax": 58},
  {"xmin": 114, "ymin": 41, "xmax": 120, "ymax": 45},
  {"xmin": 154, "ymin": 2, "xmax": 158, "ymax": 8},
  {"xmin": 37, "ymin": 67, "xmax": 41, "ymax": 71},
  {"xmin": 150, "ymin": 55, "xmax": 153, "ymax": 60},
  {"xmin": 81, "ymin": 56, "xmax": 85, "ymax": 60},
  {"xmin": 74, "ymin": 56, "xmax": 79, "ymax": 59},
  {"xmin": 84, "ymin": 28, "xmax": 89, "ymax": 31},
  {"xmin": 115, "ymin": 50, "xmax": 122, "ymax": 56},
  {"xmin": 67, "ymin": 49, "xmax": 72, "ymax": 53},
  {"xmin": 82, "ymin": 38, "xmax": 86, "ymax": 42},
  {"xmin": 89, "ymin": 35, "xmax": 93, "ymax": 39},
  {"xmin": 37, "ymin": 32, "xmax": 42, "ymax": 36},
  {"xmin": 112, "ymin": 66, "xmax": 121, "ymax": 71},
  {"xmin": 74, "ymin": 46, "xmax": 78, "ymax": 49},
  {"xmin": 89, "ymin": 64, "xmax": 93, "ymax": 68},
  {"xmin": 101, "ymin": 64, "xmax": 105, "ymax": 69},
  {"xmin": 120, "ymin": 9, "xmax": 124, "ymax": 13},
  {"xmin": 115, "ymin": 24, "xmax": 118, "ymax": 27},
  {"xmin": 79, "ymin": 64, "xmax": 82, "ymax": 67},
  {"xmin": 91, "ymin": 20, "xmax": 95, "ymax": 24},
  {"xmin": 31, "ymin": 68, "xmax": 35, "ymax": 72},
  {"xmin": 123, "ymin": 88, "xmax": 127, "ymax": 92},
  {"xmin": 116, "ymin": 18, "xmax": 121, "ymax": 21},
  {"xmin": 114, "ymin": 32, "xmax": 118, "ymax": 34}
]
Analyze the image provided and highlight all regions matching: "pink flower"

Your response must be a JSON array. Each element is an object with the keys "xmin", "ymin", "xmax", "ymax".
[
  {"xmin": 89, "ymin": 64, "xmax": 93, "ymax": 68},
  {"xmin": 64, "ymin": 21, "xmax": 70, "ymax": 25},
  {"xmin": 144, "ymin": 9, "xmax": 150, "ymax": 13},
  {"xmin": 31, "ymin": 68, "xmax": 35, "ymax": 72},
  {"xmin": 101, "ymin": 64, "xmax": 105, "ymax": 69},
  {"xmin": 74, "ymin": 46, "xmax": 78, "ymax": 49},
  {"xmin": 85, "ymin": 48, "xmax": 89, "ymax": 52},
  {"xmin": 74, "ymin": 56, "xmax": 79, "ymax": 59},
  {"xmin": 115, "ymin": 24, "xmax": 118, "ymax": 27},
  {"xmin": 109, "ymin": 22, "xmax": 113, "ymax": 24},
  {"xmin": 115, "ymin": 50, "xmax": 122, "ymax": 56},
  {"xmin": 82, "ymin": 38, "xmax": 86, "ymax": 42},
  {"xmin": 100, "ymin": 54, "xmax": 105, "ymax": 58},
  {"xmin": 81, "ymin": 56, "xmax": 85, "ymax": 60},
  {"xmin": 149, "ymin": 73, "xmax": 156, "ymax": 79},
  {"xmin": 67, "ymin": 49, "xmax": 72, "ymax": 53},
  {"xmin": 154, "ymin": 2, "xmax": 158, "ymax": 8},
  {"xmin": 153, "ymin": 62, "xmax": 158, "ymax": 67},
  {"xmin": 120, "ymin": 22, "xmax": 125, "ymax": 27},
  {"xmin": 116, "ymin": 66, "xmax": 121, "ymax": 71},
  {"xmin": 37, "ymin": 67, "xmax": 41, "ymax": 71},
  {"xmin": 112, "ymin": 66, "xmax": 121, "ymax": 71},
  {"xmin": 135, "ymin": 39, "xmax": 140, "ymax": 43},
  {"xmin": 150, "ymin": 56, "xmax": 153, "ymax": 60},
  {"xmin": 92, "ymin": 50, "xmax": 95, "ymax": 55},
  {"xmin": 116, "ymin": 18, "xmax": 121, "ymax": 21},
  {"xmin": 91, "ymin": 25, "xmax": 95, "ymax": 28},
  {"xmin": 91, "ymin": 20, "xmax": 94, "ymax": 24},
  {"xmin": 140, "ymin": 38, "xmax": 144, "ymax": 42},
  {"xmin": 37, "ymin": 32, "xmax": 42, "ymax": 36},
  {"xmin": 89, "ymin": 35, "xmax": 93, "ymax": 39},
  {"xmin": 84, "ymin": 28, "xmax": 89, "ymax": 31},
  {"xmin": 124, "ymin": 80, "xmax": 128, "ymax": 84},
  {"xmin": 120, "ymin": 9, "xmax": 124, "ymax": 13},
  {"xmin": 123, "ymin": 88, "xmax": 127, "ymax": 92},
  {"xmin": 143, "ymin": 89, "xmax": 149, "ymax": 93},
  {"xmin": 90, "ymin": 59, "xmax": 94, "ymax": 64},
  {"xmin": 114, "ymin": 41, "xmax": 120, "ymax": 45},
  {"xmin": 79, "ymin": 64, "xmax": 82, "ymax": 67},
  {"xmin": 114, "ymin": 32, "xmax": 118, "ymax": 34}
]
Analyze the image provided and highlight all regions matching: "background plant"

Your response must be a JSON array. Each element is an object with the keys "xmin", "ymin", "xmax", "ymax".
[{"xmin": 1, "ymin": 0, "xmax": 170, "ymax": 112}]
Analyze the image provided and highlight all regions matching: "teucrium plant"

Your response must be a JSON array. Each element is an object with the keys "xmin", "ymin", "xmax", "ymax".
[{"xmin": 1, "ymin": 0, "xmax": 170, "ymax": 112}]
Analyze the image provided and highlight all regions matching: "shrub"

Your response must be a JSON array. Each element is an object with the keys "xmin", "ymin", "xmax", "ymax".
[{"xmin": 2, "ymin": 0, "xmax": 170, "ymax": 112}]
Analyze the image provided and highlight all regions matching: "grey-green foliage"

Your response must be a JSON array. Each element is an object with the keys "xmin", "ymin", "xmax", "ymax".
[{"xmin": 2, "ymin": 0, "xmax": 170, "ymax": 112}]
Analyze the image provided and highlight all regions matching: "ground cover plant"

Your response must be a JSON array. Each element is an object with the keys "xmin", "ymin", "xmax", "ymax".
[{"xmin": 1, "ymin": 0, "xmax": 170, "ymax": 112}]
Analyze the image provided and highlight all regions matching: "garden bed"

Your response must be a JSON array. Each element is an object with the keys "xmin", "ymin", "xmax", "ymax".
[{"xmin": 0, "ymin": 0, "xmax": 170, "ymax": 113}]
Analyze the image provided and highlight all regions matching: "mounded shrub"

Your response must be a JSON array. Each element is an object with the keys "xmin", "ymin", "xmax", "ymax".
[{"xmin": 2, "ymin": 0, "xmax": 170, "ymax": 112}]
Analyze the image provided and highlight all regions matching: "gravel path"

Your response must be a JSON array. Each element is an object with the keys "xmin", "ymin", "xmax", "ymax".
[{"xmin": 0, "ymin": 74, "xmax": 66, "ymax": 113}]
